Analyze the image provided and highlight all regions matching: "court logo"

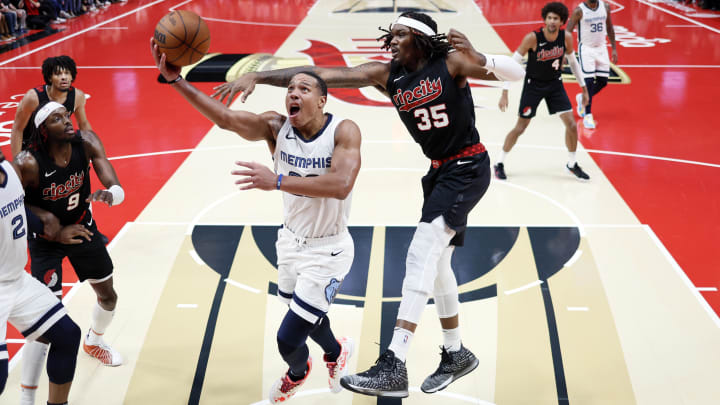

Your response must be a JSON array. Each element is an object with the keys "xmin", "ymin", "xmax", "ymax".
[{"xmin": 324, "ymin": 277, "xmax": 342, "ymax": 304}]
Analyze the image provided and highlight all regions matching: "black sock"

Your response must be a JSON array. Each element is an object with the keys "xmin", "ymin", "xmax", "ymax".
[{"xmin": 309, "ymin": 315, "xmax": 340, "ymax": 361}]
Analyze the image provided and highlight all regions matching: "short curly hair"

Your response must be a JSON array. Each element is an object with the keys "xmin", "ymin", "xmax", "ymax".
[
  {"xmin": 42, "ymin": 56, "xmax": 77, "ymax": 86},
  {"xmin": 541, "ymin": 2, "xmax": 569, "ymax": 24}
]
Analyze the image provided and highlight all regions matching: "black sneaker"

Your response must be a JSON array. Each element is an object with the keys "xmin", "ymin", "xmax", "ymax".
[
  {"xmin": 566, "ymin": 162, "xmax": 590, "ymax": 180},
  {"xmin": 420, "ymin": 345, "xmax": 479, "ymax": 393},
  {"xmin": 340, "ymin": 350, "xmax": 408, "ymax": 398},
  {"xmin": 494, "ymin": 162, "xmax": 507, "ymax": 180}
]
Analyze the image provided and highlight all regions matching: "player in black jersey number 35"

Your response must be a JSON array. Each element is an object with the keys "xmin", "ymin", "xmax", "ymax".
[{"xmin": 214, "ymin": 12, "xmax": 525, "ymax": 398}]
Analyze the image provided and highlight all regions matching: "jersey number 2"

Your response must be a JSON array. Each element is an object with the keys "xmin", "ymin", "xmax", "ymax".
[
  {"xmin": 12, "ymin": 215, "xmax": 26, "ymax": 240},
  {"xmin": 414, "ymin": 104, "xmax": 449, "ymax": 131}
]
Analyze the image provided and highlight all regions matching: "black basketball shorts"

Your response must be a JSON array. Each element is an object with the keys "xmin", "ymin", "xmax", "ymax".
[
  {"xmin": 518, "ymin": 77, "xmax": 572, "ymax": 118},
  {"xmin": 29, "ymin": 220, "xmax": 114, "ymax": 294},
  {"xmin": 420, "ymin": 151, "xmax": 491, "ymax": 246}
]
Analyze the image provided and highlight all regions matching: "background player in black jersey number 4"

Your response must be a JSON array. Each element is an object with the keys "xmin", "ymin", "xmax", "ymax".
[
  {"xmin": 13, "ymin": 102, "xmax": 125, "ymax": 405},
  {"xmin": 495, "ymin": 2, "xmax": 591, "ymax": 181},
  {"xmin": 213, "ymin": 12, "xmax": 525, "ymax": 399}
]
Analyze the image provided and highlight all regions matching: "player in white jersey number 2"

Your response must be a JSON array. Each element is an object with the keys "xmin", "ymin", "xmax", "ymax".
[
  {"xmin": 1, "ymin": 148, "xmax": 81, "ymax": 405},
  {"xmin": 151, "ymin": 39, "xmax": 362, "ymax": 404},
  {"xmin": 566, "ymin": 0, "xmax": 618, "ymax": 129}
]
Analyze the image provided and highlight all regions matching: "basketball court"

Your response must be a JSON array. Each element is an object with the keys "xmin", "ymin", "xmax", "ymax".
[{"xmin": 1, "ymin": 0, "xmax": 719, "ymax": 404}]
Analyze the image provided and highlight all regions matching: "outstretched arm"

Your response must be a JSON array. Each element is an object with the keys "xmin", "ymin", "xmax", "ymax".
[
  {"xmin": 151, "ymin": 38, "xmax": 280, "ymax": 143},
  {"xmin": 80, "ymin": 130, "xmax": 124, "ymax": 206},
  {"xmin": 446, "ymin": 28, "xmax": 525, "ymax": 82},
  {"xmin": 232, "ymin": 119, "xmax": 362, "ymax": 200},
  {"xmin": 212, "ymin": 62, "xmax": 390, "ymax": 106}
]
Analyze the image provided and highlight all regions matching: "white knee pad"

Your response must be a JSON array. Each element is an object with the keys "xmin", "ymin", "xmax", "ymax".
[
  {"xmin": 398, "ymin": 217, "xmax": 456, "ymax": 324},
  {"xmin": 434, "ymin": 247, "xmax": 459, "ymax": 318}
]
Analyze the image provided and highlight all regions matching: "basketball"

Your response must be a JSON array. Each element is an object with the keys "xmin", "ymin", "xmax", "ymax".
[{"xmin": 154, "ymin": 10, "xmax": 210, "ymax": 67}]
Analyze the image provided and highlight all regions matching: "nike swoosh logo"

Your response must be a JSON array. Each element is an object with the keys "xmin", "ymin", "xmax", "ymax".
[
  {"xmin": 331, "ymin": 250, "xmax": 344, "ymax": 256},
  {"xmin": 285, "ymin": 133, "xmax": 296, "ymax": 140},
  {"xmin": 393, "ymin": 76, "xmax": 405, "ymax": 82},
  {"xmin": 539, "ymin": 42, "xmax": 547, "ymax": 46},
  {"xmin": 45, "ymin": 170, "xmax": 56, "ymax": 177},
  {"xmin": 456, "ymin": 160, "xmax": 472, "ymax": 165},
  {"xmin": 87, "ymin": 217, "xmax": 93, "ymax": 227}
]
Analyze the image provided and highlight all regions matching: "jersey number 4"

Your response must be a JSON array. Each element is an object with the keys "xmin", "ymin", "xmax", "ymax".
[{"xmin": 414, "ymin": 104, "xmax": 449, "ymax": 131}]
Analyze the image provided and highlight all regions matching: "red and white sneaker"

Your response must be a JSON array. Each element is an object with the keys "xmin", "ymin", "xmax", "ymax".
[
  {"xmin": 269, "ymin": 356, "xmax": 312, "ymax": 403},
  {"xmin": 83, "ymin": 332, "xmax": 122, "ymax": 366},
  {"xmin": 325, "ymin": 337, "xmax": 354, "ymax": 393}
]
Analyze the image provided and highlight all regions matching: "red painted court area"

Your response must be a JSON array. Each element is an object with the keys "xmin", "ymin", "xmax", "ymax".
[
  {"xmin": 1, "ymin": 0, "xmax": 719, "ymax": 362},
  {"xmin": 477, "ymin": 0, "xmax": 720, "ymax": 312}
]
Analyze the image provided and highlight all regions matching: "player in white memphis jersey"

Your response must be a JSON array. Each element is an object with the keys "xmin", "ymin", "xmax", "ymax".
[
  {"xmin": 567, "ymin": 0, "xmax": 618, "ymax": 129},
  {"xmin": 152, "ymin": 39, "xmax": 362, "ymax": 404},
  {"xmin": 0, "ymin": 148, "xmax": 81, "ymax": 405}
]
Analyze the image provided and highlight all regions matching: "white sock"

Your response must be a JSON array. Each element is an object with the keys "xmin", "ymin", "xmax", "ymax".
[
  {"xmin": 387, "ymin": 327, "xmax": 413, "ymax": 362},
  {"xmin": 20, "ymin": 341, "xmax": 49, "ymax": 404},
  {"xmin": 498, "ymin": 150, "xmax": 507, "ymax": 164},
  {"xmin": 442, "ymin": 327, "xmax": 462, "ymax": 352},
  {"xmin": 87, "ymin": 302, "xmax": 115, "ymax": 344},
  {"xmin": 568, "ymin": 151, "xmax": 577, "ymax": 167}
]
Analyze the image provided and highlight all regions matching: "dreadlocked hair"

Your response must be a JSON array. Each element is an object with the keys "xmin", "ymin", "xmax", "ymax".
[
  {"xmin": 42, "ymin": 55, "xmax": 77, "ymax": 86},
  {"xmin": 377, "ymin": 12, "xmax": 450, "ymax": 61}
]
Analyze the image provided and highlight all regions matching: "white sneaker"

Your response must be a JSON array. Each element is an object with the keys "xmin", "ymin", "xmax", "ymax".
[
  {"xmin": 583, "ymin": 113, "xmax": 596, "ymax": 129},
  {"xmin": 269, "ymin": 357, "xmax": 312, "ymax": 404},
  {"xmin": 575, "ymin": 93, "xmax": 585, "ymax": 117},
  {"xmin": 83, "ymin": 333, "xmax": 123, "ymax": 366},
  {"xmin": 325, "ymin": 337, "xmax": 354, "ymax": 393},
  {"xmin": 59, "ymin": 10, "xmax": 71, "ymax": 18}
]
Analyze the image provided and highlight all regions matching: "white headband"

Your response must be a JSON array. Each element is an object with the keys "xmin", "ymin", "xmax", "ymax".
[
  {"xmin": 34, "ymin": 101, "xmax": 65, "ymax": 128},
  {"xmin": 392, "ymin": 16, "xmax": 436, "ymax": 37}
]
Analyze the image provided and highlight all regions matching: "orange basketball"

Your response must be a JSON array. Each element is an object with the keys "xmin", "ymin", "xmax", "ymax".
[{"xmin": 154, "ymin": 10, "xmax": 210, "ymax": 67}]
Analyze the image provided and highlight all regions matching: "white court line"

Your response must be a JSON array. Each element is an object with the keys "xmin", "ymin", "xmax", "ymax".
[
  {"xmin": 605, "ymin": 0, "xmax": 626, "ymax": 13},
  {"xmin": 490, "ymin": 20, "xmax": 542, "ymax": 26},
  {"xmin": 634, "ymin": 0, "xmax": 720, "ymax": 34},
  {"xmin": 186, "ymin": 191, "xmax": 241, "ymax": 235},
  {"xmin": 505, "ymin": 280, "xmax": 543, "ymax": 295},
  {"xmin": 188, "ymin": 249, "xmax": 205, "ymax": 266},
  {"xmin": 9, "ymin": 221, "xmax": 133, "ymax": 371},
  {"xmin": 6, "ymin": 339, "xmax": 26, "ymax": 344},
  {"xmin": 176, "ymin": 304, "xmax": 198, "ymax": 308},
  {"xmin": 61, "ymin": 282, "xmax": 77, "ymax": 287},
  {"xmin": 665, "ymin": 24, "xmax": 705, "ymax": 27},
  {"xmin": 94, "ymin": 27, "xmax": 128, "ymax": 30},
  {"xmin": 201, "ymin": 16, "xmax": 298, "ymax": 27},
  {"xmin": 0, "ymin": 0, "xmax": 167, "ymax": 66},
  {"xmin": 568, "ymin": 307, "xmax": 590, "ymax": 311},
  {"xmin": 102, "ymin": 142, "xmax": 720, "ymax": 169},
  {"xmin": 644, "ymin": 225, "xmax": 720, "ymax": 328},
  {"xmin": 697, "ymin": 287, "xmax": 718, "ymax": 292},
  {"xmin": 564, "ymin": 249, "xmax": 583, "ymax": 268},
  {"xmin": 169, "ymin": 0, "xmax": 192, "ymax": 10},
  {"xmin": 224, "ymin": 278, "xmax": 260, "ymax": 294},
  {"xmin": 618, "ymin": 64, "xmax": 720, "ymax": 68}
]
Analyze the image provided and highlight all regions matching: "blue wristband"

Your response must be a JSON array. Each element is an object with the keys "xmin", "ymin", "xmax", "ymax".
[{"xmin": 276, "ymin": 174, "xmax": 283, "ymax": 190}]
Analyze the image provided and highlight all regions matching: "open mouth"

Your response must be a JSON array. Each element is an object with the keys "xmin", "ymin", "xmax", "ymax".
[
  {"xmin": 65, "ymin": 125, "xmax": 74, "ymax": 134},
  {"xmin": 289, "ymin": 105, "xmax": 300, "ymax": 117}
]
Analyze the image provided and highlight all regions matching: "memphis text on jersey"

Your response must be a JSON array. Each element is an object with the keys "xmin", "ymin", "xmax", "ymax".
[
  {"xmin": 279, "ymin": 150, "xmax": 332, "ymax": 169},
  {"xmin": 42, "ymin": 171, "xmax": 85, "ymax": 201},
  {"xmin": 537, "ymin": 46, "xmax": 564, "ymax": 62},
  {"xmin": 392, "ymin": 77, "xmax": 443, "ymax": 112},
  {"xmin": 1, "ymin": 194, "xmax": 24, "ymax": 219}
]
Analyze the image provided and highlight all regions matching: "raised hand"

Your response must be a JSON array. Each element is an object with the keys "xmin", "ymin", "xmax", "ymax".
[
  {"xmin": 211, "ymin": 73, "xmax": 259, "ymax": 106},
  {"xmin": 150, "ymin": 37, "xmax": 182, "ymax": 82},
  {"xmin": 86, "ymin": 189, "xmax": 114, "ymax": 206}
]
